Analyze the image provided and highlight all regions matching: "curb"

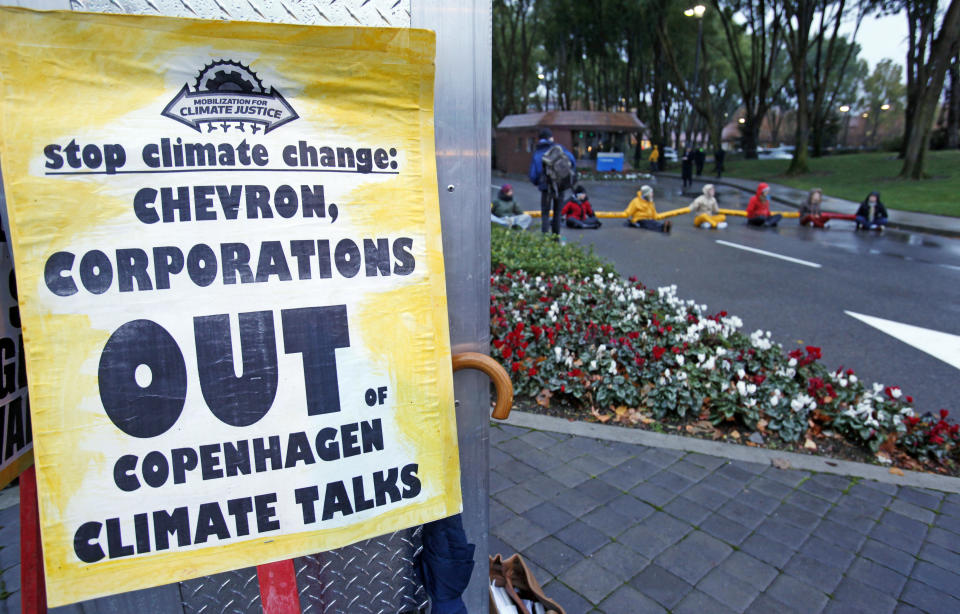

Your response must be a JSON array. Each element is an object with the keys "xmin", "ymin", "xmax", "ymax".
[
  {"xmin": 501, "ymin": 410, "xmax": 960, "ymax": 494},
  {"xmin": 656, "ymin": 173, "xmax": 960, "ymax": 239}
]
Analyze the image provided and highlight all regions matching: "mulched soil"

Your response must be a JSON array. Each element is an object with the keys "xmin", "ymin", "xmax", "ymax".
[{"xmin": 507, "ymin": 395, "xmax": 960, "ymax": 479}]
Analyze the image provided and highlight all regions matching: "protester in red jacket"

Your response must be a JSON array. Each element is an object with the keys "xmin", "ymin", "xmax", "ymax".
[
  {"xmin": 746, "ymin": 182, "xmax": 782, "ymax": 227},
  {"xmin": 561, "ymin": 185, "xmax": 601, "ymax": 228}
]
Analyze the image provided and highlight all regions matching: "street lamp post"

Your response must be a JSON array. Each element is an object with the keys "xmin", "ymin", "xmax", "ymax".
[
  {"xmin": 839, "ymin": 104, "xmax": 851, "ymax": 149},
  {"xmin": 683, "ymin": 5, "xmax": 706, "ymax": 149},
  {"xmin": 537, "ymin": 72, "xmax": 547, "ymax": 110}
]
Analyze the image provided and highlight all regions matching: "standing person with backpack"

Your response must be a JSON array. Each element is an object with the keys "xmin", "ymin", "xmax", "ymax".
[{"xmin": 529, "ymin": 128, "xmax": 577, "ymax": 235}]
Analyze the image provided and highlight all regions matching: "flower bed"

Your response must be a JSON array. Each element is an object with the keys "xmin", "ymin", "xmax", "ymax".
[{"xmin": 489, "ymin": 227, "xmax": 959, "ymax": 474}]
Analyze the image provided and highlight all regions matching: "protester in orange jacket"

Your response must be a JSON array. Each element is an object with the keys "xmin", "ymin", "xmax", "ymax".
[{"xmin": 746, "ymin": 182, "xmax": 782, "ymax": 227}]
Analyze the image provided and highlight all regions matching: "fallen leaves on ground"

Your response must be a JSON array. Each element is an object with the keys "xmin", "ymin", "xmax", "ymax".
[
  {"xmin": 889, "ymin": 467, "xmax": 905, "ymax": 476},
  {"xmin": 536, "ymin": 388, "xmax": 553, "ymax": 408},
  {"xmin": 590, "ymin": 407, "xmax": 611, "ymax": 423},
  {"xmin": 804, "ymin": 438, "xmax": 818, "ymax": 451}
]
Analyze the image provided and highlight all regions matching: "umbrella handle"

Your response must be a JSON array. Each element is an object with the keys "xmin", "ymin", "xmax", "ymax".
[{"xmin": 451, "ymin": 352, "xmax": 513, "ymax": 420}]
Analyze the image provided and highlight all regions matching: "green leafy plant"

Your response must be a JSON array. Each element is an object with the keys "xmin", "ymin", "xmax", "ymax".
[{"xmin": 490, "ymin": 234, "xmax": 953, "ymax": 466}]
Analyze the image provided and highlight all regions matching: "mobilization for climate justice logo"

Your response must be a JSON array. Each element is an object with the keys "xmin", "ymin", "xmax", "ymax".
[{"xmin": 162, "ymin": 60, "xmax": 299, "ymax": 134}]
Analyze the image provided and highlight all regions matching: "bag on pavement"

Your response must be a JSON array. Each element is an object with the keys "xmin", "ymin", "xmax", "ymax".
[{"xmin": 489, "ymin": 553, "xmax": 566, "ymax": 614}]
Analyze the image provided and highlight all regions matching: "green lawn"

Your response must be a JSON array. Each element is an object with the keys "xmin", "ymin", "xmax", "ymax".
[{"xmin": 722, "ymin": 150, "xmax": 960, "ymax": 217}]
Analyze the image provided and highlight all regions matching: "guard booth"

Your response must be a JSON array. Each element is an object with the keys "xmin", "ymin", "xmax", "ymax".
[{"xmin": 0, "ymin": 0, "xmax": 494, "ymax": 612}]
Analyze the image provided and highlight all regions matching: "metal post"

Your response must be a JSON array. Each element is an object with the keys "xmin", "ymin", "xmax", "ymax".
[
  {"xmin": 412, "ymin": 2, "xmax": 492, "ymax": 611},
  {"xmin": 685, "ymin": 16, "xmax": 704, "ymax": 147}
]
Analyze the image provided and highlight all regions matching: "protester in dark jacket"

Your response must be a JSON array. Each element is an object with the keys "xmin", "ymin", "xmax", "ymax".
[
  {"xmin": 694, "ymin": 148, "xmax": 706, "ymax": 176},
  {"xmin": 529, "ymin": 128, "xmax": 576, "ymax": 235},
  {"xmin": 746, "ymin": 182, "xmax": 782, "ymax": 227},
  {"xmin": 681, "ymin": 150, "xmax": 694, "ymax": 189},
  {"xmin": 561, "ymin": 185, "xmax": 601, "ymax": 228},
  {"xmin": 491, "ymin": 184, "xmax": 532, "ymax": 230},
  {"xmin": 855, "ymin": 191, "xmax": 888, "ymax": 231}
]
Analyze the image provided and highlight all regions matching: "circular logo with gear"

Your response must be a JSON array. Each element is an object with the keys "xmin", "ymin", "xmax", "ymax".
[
  {"xmin": 195, "ymin": 60, "xmax": 265, "ymax": 95},
  {"xmin": 162, "ymin": 59, "xmax": 299, "ymax": 134}
]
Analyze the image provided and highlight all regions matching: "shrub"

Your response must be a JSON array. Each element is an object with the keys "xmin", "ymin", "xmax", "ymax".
[
  {"xmin": 490, "ymin": 234, "xmax": 956, "ymax": 464},
  {"xmin": 491, "ymin": 225, "xmax": 614, "ymax": 277}
]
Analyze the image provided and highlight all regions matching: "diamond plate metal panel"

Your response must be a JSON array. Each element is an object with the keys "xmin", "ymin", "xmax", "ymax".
[
  {"xmin": 294, "ymin": 526, "xmax": 427, "ymax": 614},
  {"xmin": 69, "ymin": 0, "xmax": 410, "ymax": 27},
  {"xmin": 180, "ymin": 566, "xmax": 262, "ymax": 614}
]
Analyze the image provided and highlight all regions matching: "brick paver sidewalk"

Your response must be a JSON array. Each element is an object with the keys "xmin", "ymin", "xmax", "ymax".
[{"xmin": 490, "ymin": 422, "xmax": 960, "ymax": 613}]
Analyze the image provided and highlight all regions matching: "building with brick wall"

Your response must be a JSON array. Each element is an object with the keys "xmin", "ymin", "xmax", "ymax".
[{"xmin": 494, "ymin": 111, "xmax": 646, "ymax": 174}]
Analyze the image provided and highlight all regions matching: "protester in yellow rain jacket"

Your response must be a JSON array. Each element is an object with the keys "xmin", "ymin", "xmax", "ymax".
[
  {"xmin": 623, "ymin": 185, "xmax": 671, "ymax": 233},
  {"xmin": 648, "ymin": 145, "xmax": 660, "ymax": 172},
  {"xmin": 689, "ymin": 183, "xmax": 728, "ymax": 229}
]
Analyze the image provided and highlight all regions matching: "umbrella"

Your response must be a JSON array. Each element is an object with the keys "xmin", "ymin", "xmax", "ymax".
[{"xmin": 418, "ymin": 513, "xmax": 476, "ymax": 614}]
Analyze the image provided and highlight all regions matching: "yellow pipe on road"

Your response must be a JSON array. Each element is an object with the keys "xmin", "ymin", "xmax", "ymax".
[{"xmin": 523, "ymin": 208, "xmax": 798, "ymax": 219}]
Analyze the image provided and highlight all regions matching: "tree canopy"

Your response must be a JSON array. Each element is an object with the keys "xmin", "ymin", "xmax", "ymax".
[{"xmin": 493, "ymin": 0, "xmax": 959, "ymax": 178}]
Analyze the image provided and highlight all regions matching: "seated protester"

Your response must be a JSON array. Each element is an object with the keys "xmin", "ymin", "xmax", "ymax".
[
  {"xmin": 746, "ymin": 182, "xmax": 782, "ymax": 227},
  {"xmin": 561, "ymin": 185, "xmax": 602, "ymax": 228},
  {"xmin": 689, "ymin": 184, "xmax": 728, "ymax": 229},
  {"xmin": 491, "ymin": 184, "xmax": 532, "ymax": 230},
  {"xmin": 800, "ymin": 188, "xmax": 830, "ymax": 228},
  {"xmin": 623, "ymin": 185, "xmax": 672, "ymax": 233},
  {"xmin": 855, "ymin": 191, "xmax": 888, "ymax": 231}
]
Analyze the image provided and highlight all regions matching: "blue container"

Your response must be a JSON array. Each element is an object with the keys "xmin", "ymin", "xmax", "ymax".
[{"xmin": 596, "ymin": 152, "xmax": 624, "ymax": 172}]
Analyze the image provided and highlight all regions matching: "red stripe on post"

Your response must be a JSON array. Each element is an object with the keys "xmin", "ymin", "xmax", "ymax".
[
  {"xmin": 20, "ymin": 466, "xmax": 47, "ymax": 614},
  {"xmin": 257, "ymin": 559, "xmax": 301, "ymax": 614}
]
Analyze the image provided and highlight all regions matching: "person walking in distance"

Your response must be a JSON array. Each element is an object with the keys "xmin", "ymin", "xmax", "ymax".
[
  {"xmin": 746, "ymin": 182, "xmax": 782, "ymax": 227},
  {"xmin": 714, "ymin": 146, "xmax": 725, "ymax": 178},
  {"xmin": 529, "ymin": 128, "xmax": 576, "ymax": 235},
  {"xmin": 648, "ymin": 144, "xmax": 660, "ymax": 172},
  {"xmin": 694, "ymin": 147, "xmax": 706, "ymax": 176},
  {"xmin": 681, "ymin": 149, "xmax": 694, "ymax": 190}
]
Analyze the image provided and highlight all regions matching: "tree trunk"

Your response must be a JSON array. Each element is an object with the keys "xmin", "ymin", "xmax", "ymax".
[
  {"xmin": 741, "ymin": 117, "xmax": 760, "ymax": 159},
  {"xmin": 811, "ymin": 107, "xmax": 825, "ymax": 158},
  {"xmin": 901, "ymin": 0, "xmax": 960, "ymax": 178},
  {"xmin": 948, "ymin": 47, "xmax": 960, "ymax": 149},
  {"xmin": 789, "ymin": 105, "xmax": 811, "ymax": 174}
]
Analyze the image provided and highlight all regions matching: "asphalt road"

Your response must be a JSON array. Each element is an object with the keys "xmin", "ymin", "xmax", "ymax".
[{"xmin": 493, "ymin": 175, "xmax": 960, "ymax": 416}]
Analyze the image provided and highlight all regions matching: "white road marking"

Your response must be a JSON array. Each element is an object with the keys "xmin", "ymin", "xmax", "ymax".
[
  {"xmin": 845, "ymin": 311, "xmax": 960, "ymax": 371},
  {"xmin": 715, "ymin": 240, "xmax": 822, "ymax": 268},
  {"xmin": 940, "ymin": 263, "xmax": 960, "ymax": 272}
]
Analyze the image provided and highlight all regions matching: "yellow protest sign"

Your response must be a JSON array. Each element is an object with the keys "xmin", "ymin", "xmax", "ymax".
[{"xmin": 0, "ymin": 8, "xmax": 460, "ymax": 606}]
